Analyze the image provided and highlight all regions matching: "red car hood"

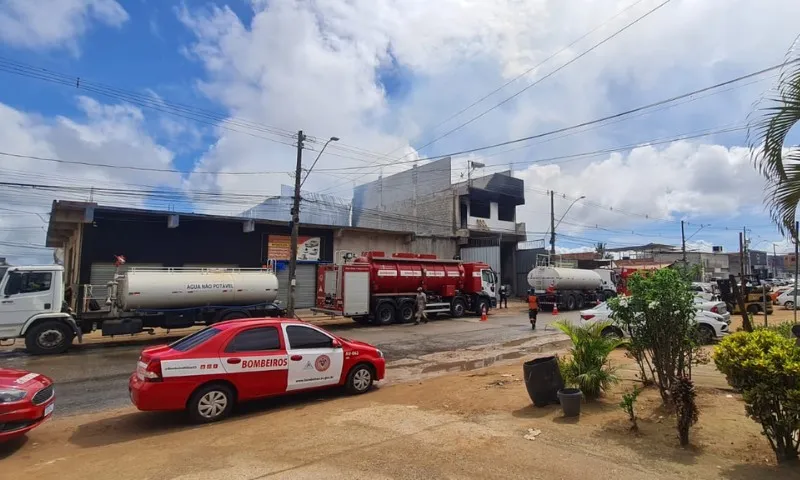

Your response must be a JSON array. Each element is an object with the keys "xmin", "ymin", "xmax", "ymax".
[
  {"xmin": 0, "ymin": 368, "xmax": 52, "ymax": 392},
  {"xmin": 342, "ymin": 338, "xmax": 378, "ymax": 351}
]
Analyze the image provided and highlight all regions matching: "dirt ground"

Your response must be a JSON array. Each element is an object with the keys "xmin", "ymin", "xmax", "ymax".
[{"xmin": 3, "ymin": 351, "xmax": 799, "ymax": 479}]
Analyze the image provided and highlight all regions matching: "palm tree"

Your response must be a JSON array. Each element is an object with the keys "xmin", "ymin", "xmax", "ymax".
[
  {"xmin": 595, "ymin": 242, "xmax": 607, "ymax": 258},
  {"xmin": 750, "ymin": 59, "xmax": 800, "ymax": 238},
  {"xmin": 554, "ymin": 320, "xmax": 624, "ymax": 400}
]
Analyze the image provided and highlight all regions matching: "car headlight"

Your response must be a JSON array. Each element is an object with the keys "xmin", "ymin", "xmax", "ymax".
[{"xmin": 0, "ymin": 388, "xmax": 27, "ymax": 403}]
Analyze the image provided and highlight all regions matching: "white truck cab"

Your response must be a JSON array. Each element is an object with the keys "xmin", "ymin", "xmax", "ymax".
[{"xmin": 0, "ymin": 265, "xmax": 81, "ymax": 354}]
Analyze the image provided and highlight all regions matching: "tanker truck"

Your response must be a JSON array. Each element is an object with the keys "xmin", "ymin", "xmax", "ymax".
[
  {"xmin": 0, "ymin": 258, "xmax": 284, "ymax": 355},
  {"xmin": 313, "ymin": 251, "xmax": 498, "ymax": 325},
  {"xmin": 527, "ymin": 266, "xmax": 617, "ymax": 311}
]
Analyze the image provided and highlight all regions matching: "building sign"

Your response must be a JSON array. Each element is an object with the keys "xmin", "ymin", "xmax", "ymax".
[{"xmin": 267, "ymin": 235, "xmax": 321, "ymax": 261}]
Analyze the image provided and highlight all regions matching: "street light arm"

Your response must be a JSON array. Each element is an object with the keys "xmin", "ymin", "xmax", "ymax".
[
  {"xmin": 300, "ymin": 136, "xmax": 339, "ymax": 188},
  {"xmin": 554, "ymin": 196, "xmax": 586, "ymax": 231}
]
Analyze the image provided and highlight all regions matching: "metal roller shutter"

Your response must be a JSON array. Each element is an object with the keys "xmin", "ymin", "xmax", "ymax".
[
  {"xmin": 274, "ymin": 264, "xmax": 317, "ymax": 309},
  {"xmin": 89, "ymin": 262, "xmax": 163, "ymax": 302}
]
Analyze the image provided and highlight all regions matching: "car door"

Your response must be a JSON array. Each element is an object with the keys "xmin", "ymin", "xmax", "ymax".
[
  {"xmin": 219, "ymin": 326, "xmax": 288, "ymax": 400},
  {"xmin": 0, "ymin": 270, "xmax": 54, "ymax": 340},
  {"xmin": 282, "ymin": 324, "xmax": 344, "ymax": 392}
]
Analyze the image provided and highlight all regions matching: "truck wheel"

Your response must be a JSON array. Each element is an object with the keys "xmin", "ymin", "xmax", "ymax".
[
  {"xmin": 221, "ymin": 311, "xmax": 249, "ymax": 321},
  {"xmin": 576, "ymin": 296, "xmax": 585, "ymax": 310},
  {"xmin": 746, "ymin": 304, "xmax": 760, "ymax": 314},
  {"xmin": 566, "ymin": 295, "xmax": 577, "ymax": 311},
  {"xmin": 375, "ymin": 302, "xmax": 396, "ymax": 326},
  {"xmin": 450, "ymin": 298, "xmax": 466, "ymax": 318},
  {"xmin": 188, "ymin": 383, "xmax": 234, "ymax": 424},
  {"xmin": 475, "ymin": 299, "xmax": 489, "ymax": 317},
  {"xmin": 25, "ymin": 320, "xmax": 74, "ymax": 355},
  {"xmin": 397, "ymin": 301, "xmax": 415, "ymax": 323}
]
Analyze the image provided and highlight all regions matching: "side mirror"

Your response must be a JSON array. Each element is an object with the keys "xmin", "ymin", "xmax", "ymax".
[{"xmin": 332, "ymin": 339, "xmax": 342, "ymax": 349}]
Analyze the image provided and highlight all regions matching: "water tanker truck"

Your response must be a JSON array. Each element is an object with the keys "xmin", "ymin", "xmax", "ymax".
[
  {"xmin": 0, "ymin": 257, "xmax": 284, "ymax": 355},
  {"xmin": 527, "ymin": 266, "xmax": 617, "ymax": 311},
  {"xmin": 313, "ymin": 251, "xmax": 498, "ymax": 325}
]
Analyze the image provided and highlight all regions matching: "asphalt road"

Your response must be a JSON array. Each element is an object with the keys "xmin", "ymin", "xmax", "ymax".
[{"xmin": 1, "ymin": 309, "xmax": 578, "ymax": 417}]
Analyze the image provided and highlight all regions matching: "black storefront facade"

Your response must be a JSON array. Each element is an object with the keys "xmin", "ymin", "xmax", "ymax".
[{"xmin": 47, "ymin": 201, "xmax": 335, "ymax": 309}]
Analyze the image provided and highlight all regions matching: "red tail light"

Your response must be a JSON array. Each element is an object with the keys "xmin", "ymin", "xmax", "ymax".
[
  {"xmin": 581, "ymin": 314, "xmax": 595, "ymax": 320},
  {"xmin": 711, "ymin": 306, "xmax": 718, "ymax": 313},
  {"xmin": 144, "ymin": 359, "xmax": 163, "ymax": 382}
]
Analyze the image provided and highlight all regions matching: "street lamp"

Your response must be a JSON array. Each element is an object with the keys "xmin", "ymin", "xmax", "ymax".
[
  {"xmin": 300, "ymin": 136, "xmax": 340, "ymax": 188},
  {"xmin": 550, "ymin": 194, "xmax": 585, "ymax": 255}
]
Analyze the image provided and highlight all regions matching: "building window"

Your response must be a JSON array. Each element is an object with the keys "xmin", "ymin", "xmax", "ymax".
[
  {"xmin": 498, "ymin": 202, "xmax": 515, "ymax": 222},
  {"xmin": 469, "ymin": 200, "xmax": 490, "ymax": 219}
]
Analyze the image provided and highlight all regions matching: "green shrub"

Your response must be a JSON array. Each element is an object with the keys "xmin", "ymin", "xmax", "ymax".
[
  {"xmin": 554, "ymin": 320, "xmax": 624, "ymax": 401},
  {"xmin": 756, "ymin": 321, "xmax": 794, "ymax": 338},
  {"xmin": 714, "ymin": 330, "xmax": 800, "ymax": 463},
  {"xmin": 619, "ymin": 386, "xmax": 642, "ymax": 430}
]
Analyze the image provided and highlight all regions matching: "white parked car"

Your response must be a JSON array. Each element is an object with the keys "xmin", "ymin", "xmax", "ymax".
[
  {"xmin": 690, "ymin": 282, "xmax": 716, "ymax": 301},
  {"xmin": 579, "ymin": 301, "xmax": 729, "ymax": 345},
  {"xmin": 776, "ymin": 289, "xmax": 799, "ymax": 309},
  {"xmin": 693, "ymin": 297, "xmax": 731, "ymax": 322}
]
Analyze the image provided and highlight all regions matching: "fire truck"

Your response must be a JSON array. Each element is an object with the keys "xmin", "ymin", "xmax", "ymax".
[{"xmin": 313, "ymin": 251, "xmax": 498, "ymax": 325}]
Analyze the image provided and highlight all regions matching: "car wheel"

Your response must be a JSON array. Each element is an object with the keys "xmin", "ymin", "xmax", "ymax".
[
  {"xmin": 25, "ymin": 320, "xmax": 74, "ymax": 355},
  {"xmin": 375, "ymin": 302, "xmax": 396, "ymax": 326},
  {"xmin": 601, "ymin": 327, "xmax": 623, "ymax": 340},
  {"xmin": 785, "ymin": 301, "xmax": 795, "ymax": 310},
  {"xmin": 450, "ymin": 298, "xmax": 466, "ymax": 318},
  {"xmin": 188, "ymin": 383, "xmax": 234, "ymax": 424},
  {"xmin": 696, "ymin": 324, "xmax": 715, "ymax": 345},
  {"xmin": 397, "ymin": 301, "xmax": 415, "ymax": 323},
  {"xmin": 346, "ymin": 364, "xmax": 374, "ymax": 395}
]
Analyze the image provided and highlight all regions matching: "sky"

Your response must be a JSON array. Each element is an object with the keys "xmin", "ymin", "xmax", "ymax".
[{"xmin": 1, "ymin": 0, "xmax": 800, "ymax": 264}]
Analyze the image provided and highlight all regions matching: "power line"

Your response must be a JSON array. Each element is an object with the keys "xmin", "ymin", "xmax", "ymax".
[{"xmin": 408, "ymin": 0, "xmax": 674, "ymax": 156}]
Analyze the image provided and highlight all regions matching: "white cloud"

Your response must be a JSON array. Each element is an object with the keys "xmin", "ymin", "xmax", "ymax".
[
  {"xmin": 0, "ymin": 97, "xmax": 178, "ymax": 264},
  {"xmin": 0, "ymin": 0, "xmax": 128, "ymax": 52}
]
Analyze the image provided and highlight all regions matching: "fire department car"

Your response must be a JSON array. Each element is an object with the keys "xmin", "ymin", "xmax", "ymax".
[
  {"xmin": 129, "ymin": 318, "xmax": 386, "ymax": 423},
  {"xmin": 0, "ymin": 368, "xmax": 55, "ymax": 441}
]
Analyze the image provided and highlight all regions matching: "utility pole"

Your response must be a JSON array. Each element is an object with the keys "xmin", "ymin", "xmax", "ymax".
[
  {"xmin": 681, "ymin": 220, "xmax": 686, "ymax": 263},
  {"xmin": 773, "ymin": 243, "xmax": 777, "ymax": 278},
  {"xmin": 549, "ymin": 190, "xmax": 556, "ymax": 255},
  {"xmin": 287, "ymin": 130, "xmax": 306, "ymax": 318},
  {"xmin": 742, "ymin": 227, "xmax": 749, "ymax": 276},
  {"xmin": 737, "ymin": 232, "xmax": 753, "ymax": 332}
]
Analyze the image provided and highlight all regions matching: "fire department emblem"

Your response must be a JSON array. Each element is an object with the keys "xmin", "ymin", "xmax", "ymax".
[{"xmin": 315, "ymin": 355, "xmax": 331, "ymax": 372}]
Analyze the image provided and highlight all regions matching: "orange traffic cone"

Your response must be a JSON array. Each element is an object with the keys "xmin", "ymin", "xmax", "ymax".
[
  {"xmin": 480, "ymin": 306, "xmax": 488, "ymax": 322},
  {"xmin": 552, "ymin": 304, "xmax": 559, "ymax": 315}
]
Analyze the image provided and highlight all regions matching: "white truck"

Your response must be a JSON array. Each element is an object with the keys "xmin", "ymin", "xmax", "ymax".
[
  {"xmin": 0, "ymin": 262, "xmax": 284, "ymax": 355},
  {"xmin": 527, "ymin": 266, "xmax": 618, "ymax": 311}
]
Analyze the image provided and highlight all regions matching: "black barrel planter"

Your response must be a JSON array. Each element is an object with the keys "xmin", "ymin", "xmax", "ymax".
[
  {"xmin": 557, "ymin": 388, "xmax": 583, "ymax": 417},
  {"xmin": 523, "ymin": 356, "xmax": 565, "ymax": 407}
]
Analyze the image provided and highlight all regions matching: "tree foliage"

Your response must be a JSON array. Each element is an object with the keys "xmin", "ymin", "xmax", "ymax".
[
  {"xmin": 748, "ymin": 58, "xmax": 800, "ymax": 238},
  {"xmin": 554, "ymin": 320, "xmax": 624, "ymax": 401},
  {"xmin": 714, "ymin": 330, "xmax": 800, "ymax": 463},
  {"xmin": 607, "ymin": 268, "xmax": 698, "ymax": 403}
]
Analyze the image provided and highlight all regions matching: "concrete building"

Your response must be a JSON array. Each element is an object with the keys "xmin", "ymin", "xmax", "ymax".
[
  {"xmin": 352, "ymin": 157, "xmax": 528, "ymax": 294},
  {"xmin": 45, "ymin": 200, "xmax": 459, "ymax": 310}
]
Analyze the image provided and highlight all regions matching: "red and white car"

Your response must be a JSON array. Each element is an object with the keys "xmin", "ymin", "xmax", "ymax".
[
  {"xmin": 129, "ymin": 318, "xmax": 386, "ymax": 423},
  {"xmin": 0, "ymin": 369, "xmax": 55, "ymax": 441}
]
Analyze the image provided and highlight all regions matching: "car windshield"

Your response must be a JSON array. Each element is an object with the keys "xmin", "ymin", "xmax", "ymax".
[{"xmin": 169, "ymin": 327, "xmax": 221, "ymax": 352}]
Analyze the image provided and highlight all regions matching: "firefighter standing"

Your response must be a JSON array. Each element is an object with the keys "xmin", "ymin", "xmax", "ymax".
[
  {"xmin": 528, "ymin": 289, "xmax": 539, "ymax": 330},
  {"xmin": 499, "ymin": 284, "xmax": 508, "ymax": 308},
  {"xmin": 415, "ymin": 287, "xmax": 428, "ymax": 325}
]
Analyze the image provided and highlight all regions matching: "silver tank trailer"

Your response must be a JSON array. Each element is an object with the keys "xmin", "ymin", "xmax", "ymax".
[
  {"xmin": 118, "ymin": 269, "xmax": 279, "ymax": 310},
  {"xmin": 527, "ymin": 266, "xmax": 603, "ymax": 292}
]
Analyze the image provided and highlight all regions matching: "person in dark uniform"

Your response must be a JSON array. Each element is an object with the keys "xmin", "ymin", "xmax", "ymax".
[{"xmin": 499, "ymin": 284, "xmax": 508, "ymax": 309}]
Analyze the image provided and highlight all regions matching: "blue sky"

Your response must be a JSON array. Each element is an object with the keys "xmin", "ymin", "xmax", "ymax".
[{"xmin": 1, "ymin": 0, "xmax": 800, "ymax": 263}]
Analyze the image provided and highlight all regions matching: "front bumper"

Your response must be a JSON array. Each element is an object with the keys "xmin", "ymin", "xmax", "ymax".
[{"xmin": 0, "ymin": 398, "xmax": 54, "ymax": 441}]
